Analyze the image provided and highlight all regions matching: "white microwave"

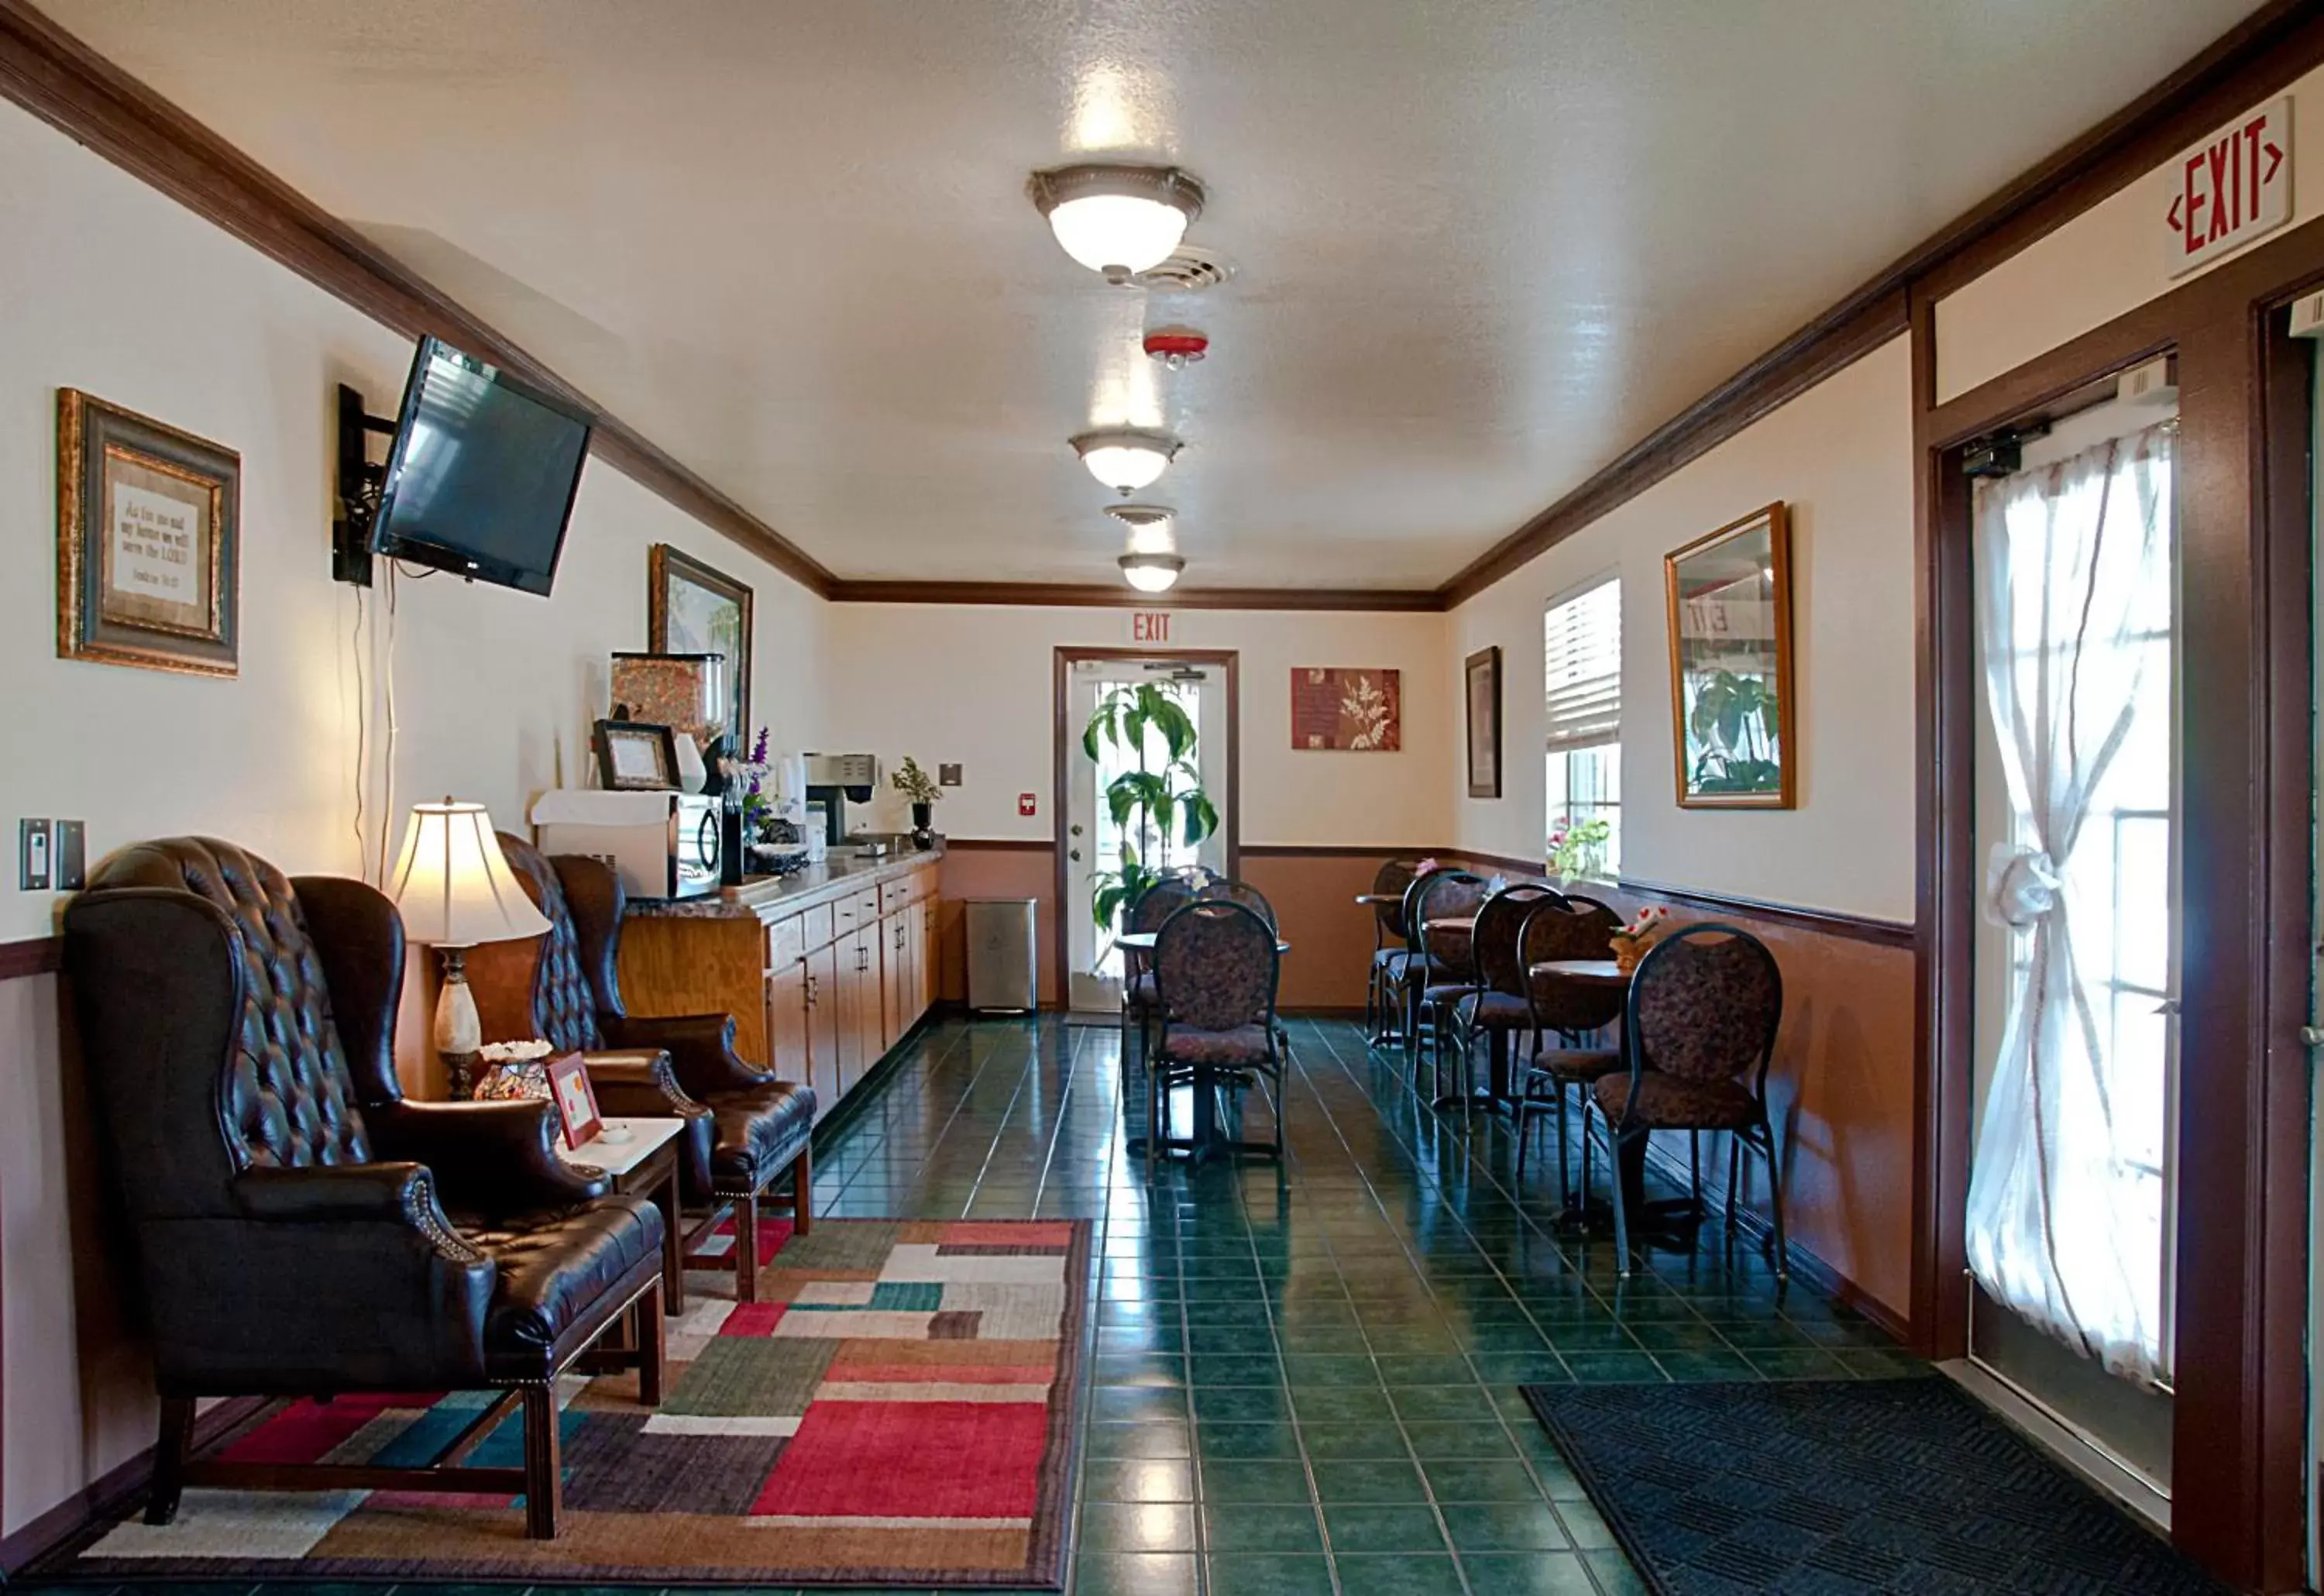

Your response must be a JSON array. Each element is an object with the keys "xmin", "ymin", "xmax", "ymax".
[{"xmin": 531, "ymin": 789, "xmax": 721, "ymax": 900}]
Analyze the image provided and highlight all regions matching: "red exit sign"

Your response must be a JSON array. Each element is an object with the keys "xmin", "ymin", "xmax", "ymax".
[
  {"xmin": 2167, "ymin": 96, "xmax": 2291, "ymax": 277},
  {"xmin": 1133, "ymin": 611, "xmax": 1171, "ymax": 642}
]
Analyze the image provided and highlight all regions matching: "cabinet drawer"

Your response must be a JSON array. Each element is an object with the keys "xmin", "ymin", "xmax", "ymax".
[
  {"xmin": 765, "ymin": 911, "xmax": 805, "ymax": 969},
  {"xmin": 882, "ymin": 877, "xmax": 916, "ymax": 914},
  {"xmin": 838, "ymin": 886, "xmax": 882, "ymax": 924},
  {"xmin": 799, "ymin": 903, "xmax": 836, "ymax": 951}
]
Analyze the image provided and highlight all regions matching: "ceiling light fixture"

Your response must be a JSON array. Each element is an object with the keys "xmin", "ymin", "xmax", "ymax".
[
  {"xmin": 1118, "ymin": 549, "xmax": 1186, "ymax": 593},
  {"xmin": 1105, "ymin": 503, "xmax": 1177, "ymax": 552},
  {"xmin": 1028, "ymin": 163, "xmax": 1206, "ymax": 284},
  {"xmin": 1073, "ymin": 428, "xmax": 1181, "ymax": 494}
]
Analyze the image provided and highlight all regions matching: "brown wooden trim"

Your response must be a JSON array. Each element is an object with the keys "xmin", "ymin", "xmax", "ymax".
[
  {"xmin": 0, "ymin": 934, "xmax": 61, "ymax": 979},
  {"xmin": 1450, "ymin": 848, "xmax": 1545, "ymax": 879},
  {"xmin": 1239, "ymin": 844, "xmax": 1435, "ymax": 859},
  {"xmin": 939, "ymin": 838, "xmax": 1054, "ymax": 853},
  {"xmin": 1617, "ymin": 879, "xmax": 1917, "ymax": 952},
  {"xmin": 0, "ymin": 1395, "xmax": 266, "ymax": 1574},
  {"xmin": 830, "ymin": 580, "xmax": 1445, "ymax": 612},
  {"xmin": 1051, "ymin": 648, "xmax": 1241, "ymax": 1004},
  {"xmin": 0, "ymin": 0, "xmax": 834, "ymax": 597}
]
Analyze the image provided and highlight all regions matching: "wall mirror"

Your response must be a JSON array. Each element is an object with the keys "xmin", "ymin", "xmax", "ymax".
[{"xmin": 1664, "ymin": 502, "xmax": 1795, "ymax": 808}]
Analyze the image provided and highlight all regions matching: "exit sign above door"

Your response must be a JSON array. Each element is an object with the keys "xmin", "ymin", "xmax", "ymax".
[
  {"xmin": 2165, "ymin": 95, "xmax": 2292, "ymax": 277},
  {"xmin": 1133, "ymin": 611, "xmax": 1171, "ymax": 642}
]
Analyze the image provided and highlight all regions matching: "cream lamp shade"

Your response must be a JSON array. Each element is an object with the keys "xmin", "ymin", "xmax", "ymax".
[{"xmin": 390, "ymin": 799, "xmax": 550, "ymax": 948}]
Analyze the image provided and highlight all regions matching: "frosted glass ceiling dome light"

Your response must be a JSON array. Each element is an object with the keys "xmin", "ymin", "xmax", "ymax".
[
  {"xmin": 1028, "ymin": 163, "xmax": 1205, "ymax": 284},
  {"xmin": 1073, "ymin": 428, "xmax": 1181, "ymax": 494},
  {"xmin": 1119, "ymin": 550, "xmax": 1186, "ymax": 593}
]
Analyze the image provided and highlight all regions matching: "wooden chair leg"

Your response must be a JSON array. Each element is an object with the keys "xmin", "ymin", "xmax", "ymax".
[
  {"xmin": 791, "ymin": 1147, "xmax": 814, "ymax": 1236},
  {"xmin": 734, "ymin": 1188, "xmax": 761, "ymax": 1303},
  {"xmin": 521, "ymin": 1384, "xmax": 562, "ymax": 1539},
  {"xmin": 146, "ymin": 1395, "xmax": 194, "ymax": 1525},
  {"xmin": 635, "ymin": 1277, "xmax": 665, "ymax": 1408}
]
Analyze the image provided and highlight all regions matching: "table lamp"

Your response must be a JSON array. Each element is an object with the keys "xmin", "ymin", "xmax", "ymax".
[{"xmin": 388, "ymin": 799, "xmax": 551, "ymax": 1065}]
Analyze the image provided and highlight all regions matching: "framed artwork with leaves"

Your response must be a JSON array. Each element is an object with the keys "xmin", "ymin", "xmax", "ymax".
[{"xmin": 1665, "ymin": 502, "xmax": 1795, "ymax": 808}]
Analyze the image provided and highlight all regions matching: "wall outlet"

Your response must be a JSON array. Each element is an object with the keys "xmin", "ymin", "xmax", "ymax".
[
  {"xmin": 54, "ymin": 820, "xmax": 86, "ymax": 889},
  {"xmin": 19, "ymin": 819, "xmax": 51, "ymax": 890}
]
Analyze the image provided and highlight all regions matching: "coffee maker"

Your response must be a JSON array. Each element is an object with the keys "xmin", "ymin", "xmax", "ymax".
[{"xmin": 803, "ymin": 753, "xmax": 880, "ymax": 848}]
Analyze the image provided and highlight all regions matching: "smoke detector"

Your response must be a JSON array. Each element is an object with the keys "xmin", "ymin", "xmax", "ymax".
[
  {"xmin": 1144, "ymin": 325, "xmax": 1208, "ymax": 370},
  {"xmin": 1130, "ymin": 246, "xmax": 1236, "ymax": 294}
]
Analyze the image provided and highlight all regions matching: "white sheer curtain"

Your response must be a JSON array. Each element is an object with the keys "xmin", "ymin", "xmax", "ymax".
[{"xmin": 1965, "ymin": 419, "xmax": 2174, "ymax": 1385}]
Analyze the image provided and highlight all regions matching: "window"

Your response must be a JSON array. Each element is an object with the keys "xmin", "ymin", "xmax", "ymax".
[{"xmin": 1545, "ymin": 577, "xmax": 1621, "ymax": 879}]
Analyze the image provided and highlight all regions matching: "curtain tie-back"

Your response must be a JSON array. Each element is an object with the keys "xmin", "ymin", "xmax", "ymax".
[{"xmin": 1984, "ymin": 843, "xmax": 2061, "ymax": 929}]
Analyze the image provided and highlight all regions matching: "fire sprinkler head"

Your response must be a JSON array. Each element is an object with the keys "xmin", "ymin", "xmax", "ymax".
[{"xmin": 1143, "ymin": 325, "xmax": 1210, "ymax": 370}]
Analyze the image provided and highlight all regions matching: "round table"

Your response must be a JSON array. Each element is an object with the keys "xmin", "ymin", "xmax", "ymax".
[
  {"xmin": 1116, "ymin": 930, "xmax": 1291, "ymax": 955},
  {"xmin": 1528, "ymin": 958, "xmax": 1627, "ymax": 986}
]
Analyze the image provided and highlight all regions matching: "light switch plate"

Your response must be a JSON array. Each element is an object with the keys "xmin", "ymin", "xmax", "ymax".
[
  {"xmin": 19, "ymin": 819, "xmax": 51, "ymax": 890},
  {"xmin": 54, "ymin": 820, "xmax": 85, "ymax": 889}
]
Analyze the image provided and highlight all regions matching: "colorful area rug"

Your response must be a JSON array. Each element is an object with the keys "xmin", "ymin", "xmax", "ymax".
[
  {"xmin": 1522, "ymin": 1377, "xmax": 2232, "ymax": 1594},
  {"xmin": 65, "ymin": 1218, "xmax": 1090, "ymax": 1587}
]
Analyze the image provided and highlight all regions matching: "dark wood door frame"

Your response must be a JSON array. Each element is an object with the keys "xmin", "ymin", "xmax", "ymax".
[
  {"xmin": 1051, "ymin": 647, "xmax": 1242, "ymax": 1007},
  {"xmin": 1912, "ymin": 213, "xmax": 2324, "ymax": 1593}
]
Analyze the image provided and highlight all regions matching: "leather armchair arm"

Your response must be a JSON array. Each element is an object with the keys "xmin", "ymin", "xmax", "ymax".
[
  {"xmin": 600, "ymin": 1011, "xmax": 775, "ymax": 1096},
  {"xmin": 584, "ymin": 1047, "xmax": 708, "ymax": 1118},
  {"xmin": 366, "ymin": 1098, "xmax": 606, "ymax": 1216},
  {"xmin": 232, "ymin": 1161, "xmax": 450, "ymax": 1225}
]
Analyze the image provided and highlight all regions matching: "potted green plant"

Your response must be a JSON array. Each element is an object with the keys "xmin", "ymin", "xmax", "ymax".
[
  {"xmin": 1082, "ymin": 682, "xmax": 1218, "ymax": 945},
  {"xmin": 1547, "ymin": 815, "xmax": 1611, "ymax": 885},
  {"xmin": 891, "ymin": 756, "xmax": 941, "ymax": 850}
]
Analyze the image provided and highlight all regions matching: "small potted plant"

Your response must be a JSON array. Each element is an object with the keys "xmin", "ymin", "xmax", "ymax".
[
  {"xmin": 1607, "ymin": 904, "xmax": 1672, "ymax": 974},
  {"xmin": 1546, "ymin": 816, "xmax": 1611, "ymax": 886},
  {"xmin": 891, "ymin": 756, "xmax": 942, "ymax": 850}
]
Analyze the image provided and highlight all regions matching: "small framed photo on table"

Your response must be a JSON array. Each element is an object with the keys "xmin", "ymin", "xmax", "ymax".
[
  {"xmin": 592, "ymin": 719, "xmax": 679, "ymax": 790},
  {"xmin": 546, "ymin": 1051, "xmax": 603, "ymax": 1150},
  {"xmin": 57, "ymin": 390, "xmax": 241, "ymax": 677}
]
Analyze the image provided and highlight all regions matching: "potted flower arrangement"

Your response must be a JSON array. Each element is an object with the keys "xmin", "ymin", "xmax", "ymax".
[
  {"xmin": 1608, "ymin": 904, "xmax": 1672, "ymax": 974},
  {"xmin": 891, "ymin": 756, "xmax": 942, "ymax": 850},
  {"xmin": 1546, "ymin": 816, "xmax": 1611, "ymax": 885}
]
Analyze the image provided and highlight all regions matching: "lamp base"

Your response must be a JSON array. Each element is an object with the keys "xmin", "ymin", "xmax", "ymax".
[{"xmin": 432, "ymin": 945, "xmax": 481, "ymax": 1058}]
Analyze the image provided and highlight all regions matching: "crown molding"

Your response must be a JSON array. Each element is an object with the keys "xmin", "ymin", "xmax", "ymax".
[
  {"xmin": 0, "ymin": 0, "xmax": 837, "ymax": 597},
  {"xmin": 828, "ymin": 580, "xmax": 1446, "ymax": 611}
]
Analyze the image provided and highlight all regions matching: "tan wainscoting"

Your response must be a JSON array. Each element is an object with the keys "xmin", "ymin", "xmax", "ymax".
[{"xmin": 936, "ymin": 841, "xmax": 1061, "ymax": 1007}]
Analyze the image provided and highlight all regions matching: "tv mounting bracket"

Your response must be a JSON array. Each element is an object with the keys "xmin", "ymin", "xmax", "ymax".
[{"xmin": 332, "ymin": 382, "xmax": 397, "ymax": 587}]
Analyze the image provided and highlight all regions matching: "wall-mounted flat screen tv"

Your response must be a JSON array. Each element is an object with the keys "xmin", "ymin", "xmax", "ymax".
[{"xmin": 370, "ymin": 335, "xmax": 593, "ymax": 595}]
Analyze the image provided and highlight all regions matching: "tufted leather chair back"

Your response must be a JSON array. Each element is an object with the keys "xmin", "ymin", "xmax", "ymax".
[
  {"xmin": 493, "ymin": 832, "xmax": 620, "ymax": 1050},
  {"xmin": 67, "ymin": 838, "xmax": 383, "ymax": 1224}
]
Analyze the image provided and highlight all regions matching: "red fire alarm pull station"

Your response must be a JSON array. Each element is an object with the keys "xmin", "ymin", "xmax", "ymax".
[{"xmin": 1018, "ymin": 793, "xmax": 1037, "ymax": 817}]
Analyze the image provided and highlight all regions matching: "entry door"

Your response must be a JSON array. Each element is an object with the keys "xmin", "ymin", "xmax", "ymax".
[
  {"xmin": 1064, "ymin": 658, "xmax": 1230, "ymax": 1013},
  {"xmin": 1965, "ymin": 390, "xmax": 2180, "ymax": 1509}
]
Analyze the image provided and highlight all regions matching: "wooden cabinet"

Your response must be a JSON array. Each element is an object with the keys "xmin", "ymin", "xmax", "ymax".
[{"xmin": 621, "ymin": 855, "xmax": 944, "ymax": 1126}]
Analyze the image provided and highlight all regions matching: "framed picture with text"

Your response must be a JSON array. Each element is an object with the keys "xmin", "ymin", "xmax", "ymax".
[
  {"xmin": 546, "ymin": 1051, "xmax": 603, "ymax": 1150},
  {"xmin": 57, "ymin": 390, "xmax": 241, "ymax": 677}
]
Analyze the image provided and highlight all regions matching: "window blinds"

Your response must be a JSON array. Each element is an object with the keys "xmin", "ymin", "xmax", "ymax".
[{"xmin": 1544, "ymin": 578, "xmax": 1621, "ymax": 755}]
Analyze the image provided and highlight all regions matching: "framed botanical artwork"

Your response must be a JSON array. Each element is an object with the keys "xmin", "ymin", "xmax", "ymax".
[
  {"xmin": 592, "ymin": 719, "xmax": 679, "ymax": 790},
  {"xmin": 1665, "ymin": 501, "xmax": 1796, "ymax": 808},
  {"xmin": 545, "ymin": 1051, "xmax": 603, "ymax": 1150},
  {"xmin": 1291, "ymin": 667, "xmax": 1401, "ymax": 751},
  {"xmin": 1464, "ymin": 646, "xmax": 1503, "ymax": 798},
  {"xmin": 57, "ymin": 390, "xmax": 241, "ymax": 676},
  {"xmin": 648, "ymin": 545, "xmax": 751, "ymax": 755}
]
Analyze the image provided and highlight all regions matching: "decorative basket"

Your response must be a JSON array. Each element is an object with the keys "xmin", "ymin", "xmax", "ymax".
[{"xmin": 1609, "ymin": 935, "xmax": 1647, "ymax": 975}]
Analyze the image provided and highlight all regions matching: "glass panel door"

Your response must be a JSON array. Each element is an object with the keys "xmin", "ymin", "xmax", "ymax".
[{"xmin": 1965, "ymin": 390, "xmax": 2180, "ymax": 1508}]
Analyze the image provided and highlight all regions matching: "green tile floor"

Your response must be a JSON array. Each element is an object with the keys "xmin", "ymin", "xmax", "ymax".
[{"xmin": 37, "ymin": 1014, "xmax": 1921, "ymax": 1596}]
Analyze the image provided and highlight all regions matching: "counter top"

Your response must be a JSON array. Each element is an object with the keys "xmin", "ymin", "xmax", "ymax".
[{"xmin": 626, "ymin": 843, "xmax": 944, "ymax": 920}]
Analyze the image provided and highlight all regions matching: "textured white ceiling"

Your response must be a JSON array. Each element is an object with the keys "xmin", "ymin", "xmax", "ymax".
[{"xmin": 47, "ymin": 0, "xmax": 2264, "ymax": 590}]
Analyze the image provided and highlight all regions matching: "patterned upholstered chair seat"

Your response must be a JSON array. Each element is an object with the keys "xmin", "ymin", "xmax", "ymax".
[
  {"xmin": 1160, "ymin": 1023, "xmax": 1274, "ymax": 1066},
  {"xmin": 1593, "ymin": 1068, "xmax": 1759, "ymax": 1130},
  {"xmin": 1528, "ymin": 1044, "xmax": 1621, "ymax": 1083},
  {"xmin": 1465, "ymin": 990, "xmax": 1532, "ymax": 1028}
]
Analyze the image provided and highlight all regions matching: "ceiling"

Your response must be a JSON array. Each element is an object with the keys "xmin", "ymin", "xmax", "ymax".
[{"xmin": 46, "ymin": 0, "xmax": 2266, "ymax": 591}]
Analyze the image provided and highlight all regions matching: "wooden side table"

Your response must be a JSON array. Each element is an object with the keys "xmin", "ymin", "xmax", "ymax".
[{"xmin": 557, "ymin": 1115, "xmax": 687, "ymax": 1319}]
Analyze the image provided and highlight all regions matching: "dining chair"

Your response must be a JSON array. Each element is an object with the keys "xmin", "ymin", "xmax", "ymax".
[
  {"xmin": 1512, "ymin": 896, "xmax": 1625, "ymax": 1207},
  {"xmin": 1443, "ymin": 882, "xmax": 1561, "ymax": 1106},
  {"xmin": 1360, "ymin": 858, "xmax": 1427, "ymax": 1043},
  {"xmin": 1122, "ymin": 875, "xmax": 1201, "ymax": 1069},
  {"xmin": 1406, "ymin": 869, "xmax": 1492, "ymax": 1081},
  {"xmin": 1377, "ymin": 862, "xmax": 1454, "ymax": 1051},
  {"xmin": 1198, "ymin": 876, "xmax": 1279, "ymax": 929},
  {"xmin": 1595, "ymin": 923, "xmax": 1786, "ymax": 1278},
  {"xmin": 1148, "ymin": 899, "xmax": 1287, "ymax": 1163}
]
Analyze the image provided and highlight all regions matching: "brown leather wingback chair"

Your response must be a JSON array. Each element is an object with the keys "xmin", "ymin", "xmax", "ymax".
[
  {"xmin": 63, "ymin": 838, "xmax": 667, "ymax": 1539},
  {"xmin": 486, "ymin": 834, "xmax": 814, "ymax": 1303}
]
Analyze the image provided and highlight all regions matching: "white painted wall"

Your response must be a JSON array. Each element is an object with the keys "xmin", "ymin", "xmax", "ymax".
[
  {"xmin": 1448, "ymin": 336, "xmax": 1917, "ymax": 924},
  {"xmin": 0, "ymin": 98, "xmax": 827, "ymax": 1536},
  {"xmin": 823, "ymin": 604, "xmax": 1451, "ymax": 846},
  {"xmin": 1937, "ymin": 60, "xmax": 2324, "ymax": 402}
]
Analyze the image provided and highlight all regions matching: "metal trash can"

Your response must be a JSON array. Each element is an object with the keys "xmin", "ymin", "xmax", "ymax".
[{"xmin": 964, "ymin": 897, "xmax": 1039, "ymax": 1014}]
